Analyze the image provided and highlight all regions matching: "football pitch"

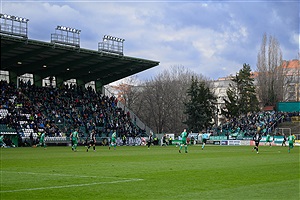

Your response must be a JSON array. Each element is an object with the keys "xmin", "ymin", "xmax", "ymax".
[{"xmin": 0, "ymin": 145, "xmax": 299, "ymax": 200}]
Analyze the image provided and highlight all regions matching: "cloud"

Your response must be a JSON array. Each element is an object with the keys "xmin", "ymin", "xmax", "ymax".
[
  {"xmin": 1, "ymin": 1, "xmax": 299, "ymax": 82},
  {"xmin": 289, "ymin": 32, "xmax": 300, "ymax": 47}
]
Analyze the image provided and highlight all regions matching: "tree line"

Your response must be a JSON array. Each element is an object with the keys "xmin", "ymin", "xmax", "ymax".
[{"xmin": 117, "ymin": 34, "xmax": 298, "ymax": 134}]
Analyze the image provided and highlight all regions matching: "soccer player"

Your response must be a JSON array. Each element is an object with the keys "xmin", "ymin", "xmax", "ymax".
[
  {"xmin": 37, "ymin": 130, "xmax": 46, "ymax": 149},
  {"xmin": 86, "ymin": 129, "xmax": 96, "ymax": 152},
  {"xmin": 179, "ymin": 129, "xmax": 188, "ymax": 153},
  {"xmin": 252, "ymin": 131, "xmax": 261, "ymax": 154},
  {"xmin": 265, "ymin": 133, "xmax": 272, "ymax": 146},
  {"xmin": 147, "ymin": 131, "xmax": 153, "ymax": 149},
  {"xmin": 70, "ymin": 128, "xmax": 79, "ymax": 151},
  {"xmin": 161, "ymin": 134, "xmax": 168, "ymax": 146},
  {"xmin": 122, "ymin": 134, "xmax": 127, "ymax": 146},
  {"xmin": 202, "ymin": 131, "xmax": 209, "ymax": 150},
  {"xmin": 281, "ymin": 133, "xmax": 287, "ymax": 147},
  {"xmin": 287, "ymin": 133, "xmax": 296, "ymax": 153},
  {"xmin": 109, "ymin": 130, "xmax": 117, "ymax": 150},
  {"xmin": 0, "ymin": 134, "xmax": 6, "ymax": 148}
]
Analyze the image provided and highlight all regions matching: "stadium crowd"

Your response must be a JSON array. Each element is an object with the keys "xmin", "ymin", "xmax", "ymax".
[
  {"xmin": 0, "ymin": 80, "xmax": 145, "ymax": 143},
  {"xmin": 211, "ymin": 111, "xmax": 297, "ymax": 137}
]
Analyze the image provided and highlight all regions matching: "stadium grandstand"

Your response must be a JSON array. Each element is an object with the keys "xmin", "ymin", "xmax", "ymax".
[
  {"xmin": 0, "ymin": 13, "xmax": 159, "ymax": 147},
  {"xmin": 0, "ymin": 13, "xmax": 299, "ymax": 148}
]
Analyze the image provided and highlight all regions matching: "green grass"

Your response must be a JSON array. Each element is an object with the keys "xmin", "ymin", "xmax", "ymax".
[{"xmin": 1, "ymin": 145, "xmax": 299, "ymax": 200}]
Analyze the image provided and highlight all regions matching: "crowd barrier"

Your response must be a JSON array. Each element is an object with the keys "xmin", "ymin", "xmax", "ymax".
[
  {"xmin": 41, "ymin": 136, "xmax": 147, "ymax": 146},
  {"xmin": 13, "ymin": 135, "xmax": 300, "ymax": 147}
]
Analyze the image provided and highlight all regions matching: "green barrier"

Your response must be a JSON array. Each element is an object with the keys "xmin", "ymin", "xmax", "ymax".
[
  {"xmin": 261, "ymin": 136, "xmax": 284, "ymax": 144},
  {"xmin": 11, "ymin": 135, "xmax": 18, "ymax": 147},
  {"xmin": 277, "ymin": 102, "xmax": 300, "ymax": 112},
  {"xmin": 1, "ymin": 133, "xmax": 18, "ymax": 147},
  {"xmin": 171, "ymin": 140, "xmax": 181, "ymax": 145}
]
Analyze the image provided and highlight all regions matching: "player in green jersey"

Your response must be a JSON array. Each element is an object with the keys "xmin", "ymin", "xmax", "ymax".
[
  {"xmin": 265, "ymin": 133, "xmax": 272, "ymax": 146},
  {"xmin": 179, "ymin": 129, "xmax": 188, "ymax": 153},
  {"xmin": 70, "ymin": 128, "xmax": 79, "ymax": 151},
  {"xmin": 37, "ymin": 130, "xmax": 46, "ymax": 149},
  {"xmin": 0, "ymin": 134, "xmax": 5, "ymax": 148},
  {"xmin": 109, "ymin": 131, "xmax": 117, "ymax": 150},
  {"xmin": 288, "ymin": 134, "xmax": 296, "ymax": 153}
]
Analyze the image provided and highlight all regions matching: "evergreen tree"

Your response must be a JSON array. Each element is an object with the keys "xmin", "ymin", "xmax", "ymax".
[
  {"xmin": 184, "ymin": 77, "xmax": 217, "ymax": 132},
  {"xmin": 222, "ymin": 85, "xmax": 239, "ymax": 119},
  {"xmin": 238, "ymin": 64, "xmax": 259, "ymax": 114},
  {"xmin": 222, "ymin": 64, "xmax": 259, "ymax": 119}
]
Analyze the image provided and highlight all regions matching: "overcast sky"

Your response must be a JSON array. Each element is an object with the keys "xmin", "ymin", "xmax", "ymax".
[{"xmin": 1, "ymin": 0, "xmax": 299, "ymax": 82}]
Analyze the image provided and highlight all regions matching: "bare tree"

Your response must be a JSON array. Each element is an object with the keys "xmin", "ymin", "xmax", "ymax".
[
  {"xmin": 110, "ymin": 75, "xmax": 141, "ymax": 110},
  {"xmin": 127, "ymin": 66, "xmax": 207, "ymax": 134},
  {"xmin": 256, "ymin": 33, "xmax": 285, "ymax": 106}
]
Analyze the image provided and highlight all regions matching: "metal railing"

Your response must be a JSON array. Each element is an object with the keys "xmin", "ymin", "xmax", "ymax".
[{"xmin": 103, "ymin": 86, "xmax": 153, "ymax": 135}]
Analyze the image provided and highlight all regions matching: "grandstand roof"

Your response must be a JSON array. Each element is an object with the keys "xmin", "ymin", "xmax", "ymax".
[{"xmin": 1, "ymin": 34, "xmax": 159, "ymax": 85}]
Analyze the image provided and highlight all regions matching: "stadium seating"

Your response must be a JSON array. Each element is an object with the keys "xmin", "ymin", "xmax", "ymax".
[
  {"xmin": 0, "ymin": 80, "xmax": 145, "ymax": 146},
  {"xmin": 0, "ymin": 109, "xmax": 8, "ymax": 118}
]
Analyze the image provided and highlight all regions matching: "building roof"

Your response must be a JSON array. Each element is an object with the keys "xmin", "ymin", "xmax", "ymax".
[
  {"xmin": 1, "ymin": 34, "xmax": 159, "ymax": 85},
  {"xmin": 251, "ymin": 59, "xmax": 299, "ymax": 79},
  {"xmin": 262, "ymin": 106, "xmax": 274, "ymax": 111},
  {"xmin": 282, "ymin": 59, "xmax": 299, "ymax": 69}
]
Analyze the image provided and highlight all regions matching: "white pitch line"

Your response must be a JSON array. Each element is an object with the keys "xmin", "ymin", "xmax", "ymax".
[
  {"xmin": 1, "ymin": 171, "xmax": 98, "ymax": 178},
  {"xmin": 1, "ymin": 178, "xmax": 144, "ymax": 193},
  {"xmin": 1, "ymin": 171, "xmax": 130, "ymax": 179}
]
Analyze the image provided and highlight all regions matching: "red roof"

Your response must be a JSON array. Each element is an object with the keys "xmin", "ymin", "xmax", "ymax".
[{"xmin": 263, "ymin": 106, "xmax": 274, "ymax": 111}]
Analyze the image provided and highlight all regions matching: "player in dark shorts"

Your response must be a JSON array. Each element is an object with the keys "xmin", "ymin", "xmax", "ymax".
[
  {"xmin": 252, "ymin": 131, "xmax": 261, "ymax": 154},
  {"xmin": 147, "ymin": 131, "xmax": 153, "ymax": 149},
  {"xmin": 86, "ymin": 130, "xmax": 96, "ymax": 152},
  {"xmin": 281, "ymin": 133, "xmax": 287, "ymax": 147}
]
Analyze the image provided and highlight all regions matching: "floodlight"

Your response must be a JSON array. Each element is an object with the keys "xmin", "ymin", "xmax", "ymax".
[
  {"xmin": 51, "ymin": 25, "xmax": 81, "ymax": 47},
  {"xmin": 0, "ymin": 13, "xmax": 29, "ymax": 38},
  {"xmin": 98, "ymin": 34, "xmax": 125, "ymax": 55},
  {"xmin": 56, "ymin": 25, "xmax": 81, "ymax": 34},
  {"xmin": 15, "ymin": 16, "xmax": 29, "ymax": 22},
  {"xmin": 0, "ymin": 14, "xmax": 29, "ymax": 22},
  {"xmin": 3, "ymin": 14, "xmax": 11, "ymax": 19}
]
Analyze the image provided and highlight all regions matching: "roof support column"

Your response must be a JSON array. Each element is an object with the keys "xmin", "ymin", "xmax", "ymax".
[
  {"xmin": 33, "ymin": 74, "xmax": 42, "ymax": 87},
  {"xmin": 56, "ymin": 77, "xmax": 64, "ymax": 88},
  {"xmin": 9, "ymin": 71, "xmax": 18, "ymax": 86},
  {"xmin": 76, "ymin": 79, "xmax": 85, "ymax": 88},
  {"xmin": 95, "ymin": 80, "xmax": 103, "ymax": 94}
]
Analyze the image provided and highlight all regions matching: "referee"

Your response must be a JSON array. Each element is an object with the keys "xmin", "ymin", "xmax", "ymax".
[{"xmin": 147, "ymin": 131, "xmax": 153, "ymax": 149}]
